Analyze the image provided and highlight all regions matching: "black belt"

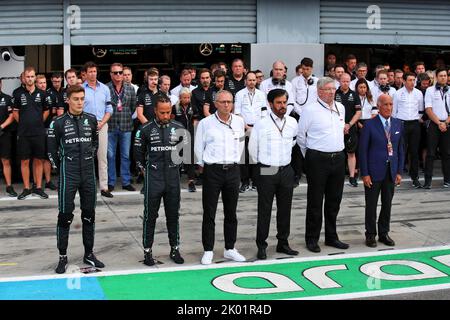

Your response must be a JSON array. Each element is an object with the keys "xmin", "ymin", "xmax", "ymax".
[
  {"xmin": 402, "ymin": 119, "xmax": 419, "ymax": 123},
  {"xmin": 308, "ymin": 149, "xmax": 344, "ymax": 158},
  {"xmin": 258, "ymin": 163, "xmax": 290, "ymax": 171},
  {"xmin": 206, "ymin": 163, "xmax": 238, "ymax": 170},
  {"xmin": 247, "ymin": 124, "xmax": 254, "ymax": 127}
]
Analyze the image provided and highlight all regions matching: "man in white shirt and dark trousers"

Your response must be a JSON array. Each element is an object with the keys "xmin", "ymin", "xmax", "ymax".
[
  {"xmin": 423, "ymin": 68, "xmax": 450, "ymax": 188},
  {"xmin": 291, "ymin": 57, "xmax": 319, "ymax": 186},
  {"xmin": 393, "ymin": 72, "xmax": 424, "ymax": 188},
  {"xmin": 249, "ymin": 89, "xmax": 299, "ymax": 260},
  {"xmin": 234, "ymin": 71, "xmax": 267, "ymax": 192},
  {"xmin": 195, "ymin": 90, "xmax": 246, "ymax": 265},
  {"xmin": 298, "ymin": 77, "xmax": 350, "ymax": 253}
]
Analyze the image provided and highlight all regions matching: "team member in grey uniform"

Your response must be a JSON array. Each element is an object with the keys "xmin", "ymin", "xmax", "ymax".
[
  {"xmin": 195, "ymin": 90, "xmax": 246, "ymax": 265},
  {"xmin": 134, "ymin": 94, "xmax": 188, "ymax": 266},
  {"xmin": 48, "ymin": 85, "xmax": 104, "ymax": 274}
]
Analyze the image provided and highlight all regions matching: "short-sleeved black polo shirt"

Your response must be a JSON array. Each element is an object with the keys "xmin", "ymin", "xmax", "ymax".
[
  {"xmin": 12, "ymin": 86, "xmax": 50, "ymax": 136},
  {"xmin": 0, "ymin": 92, "xmax": 13, "ymax": 132},
  {"xmin": 335, "ymin": 88, "xmax": 361, "ymax": 123},
  {"xmin": 225, "ymin": 75, "xmax": 245, "ymax": 97},
  {"xmin": 137, "ymin": 87, "xmax": 159, "ymax": 122},
  {"xmin": 191, "ymin": 86, "xmax": 215, "ymax": 119},
  {"xmin": 45, "ymin": 87, "xmax": 62, "ymax": 127}
]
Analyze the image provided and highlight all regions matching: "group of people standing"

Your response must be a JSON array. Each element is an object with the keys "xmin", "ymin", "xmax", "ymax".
[{"xmin": 1, "ymin": 54, "xmax": 448, "ymax": 274}]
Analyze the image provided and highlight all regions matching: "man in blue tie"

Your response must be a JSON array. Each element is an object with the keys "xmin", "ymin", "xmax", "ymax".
[{"xmin": 359, "ymin": 94, "xmax": 404, "ymax": 248}]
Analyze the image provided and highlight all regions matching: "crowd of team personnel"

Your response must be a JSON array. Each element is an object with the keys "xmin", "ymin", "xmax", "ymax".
[{"xmin": 0, "ymin": 53, "xmax": 449, "ymax": 273}]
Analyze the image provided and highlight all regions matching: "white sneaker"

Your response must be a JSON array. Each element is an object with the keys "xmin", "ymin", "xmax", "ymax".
[
  {"xmin": 201, "ymin": 251, "xmax": 214, "ymax": 265},
  {"xmin": 224, "ymin": 248, "xmax": 246, "ymax": 262}
]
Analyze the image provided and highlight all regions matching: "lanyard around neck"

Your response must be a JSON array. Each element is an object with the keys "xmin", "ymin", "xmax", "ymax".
[
  {"xmin": 318, "ymin": 99, "xmax": 340, "ymax": 117},
  {"xmin": 270, "ymin": 114, "xmax": 286, "ymax": 135},
  {"xmin": 215, "ymin": 113, "xmax": 233, "ymax": 130}
]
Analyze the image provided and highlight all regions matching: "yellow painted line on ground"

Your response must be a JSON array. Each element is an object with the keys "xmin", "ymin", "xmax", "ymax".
[{"xmin": 0, "ymin": 263, "xmax": 17, "ymax": 267}]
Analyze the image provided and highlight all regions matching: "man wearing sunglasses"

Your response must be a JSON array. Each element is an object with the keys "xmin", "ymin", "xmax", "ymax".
[{"xmin": 106, "ymin": 63, "xmax": 137, "ymax": 193}]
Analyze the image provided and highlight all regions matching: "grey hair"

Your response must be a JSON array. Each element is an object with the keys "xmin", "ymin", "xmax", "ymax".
[
  {"xmin": 317, "ymin": 77, "xmax": 335, "ymax": 90},
  {"xmin": 159, "ymin": 75, "xmax": 170, "ymax": 83},
  {"xmin": 272, "ymin": 60, "xmax": 286, "ymax": 69},
  {"xmin": 178, "ymin": 87, "xmax": 191, "ymax": 97},
  {"xmin": 214, "ymin": 89, "xmax": 233, "ymax": 102}
]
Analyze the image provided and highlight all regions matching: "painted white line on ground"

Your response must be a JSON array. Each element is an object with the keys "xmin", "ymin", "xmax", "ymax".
[
  {"xmin": 292, "ymin": 282, "xmax": 450, "ymax": 300},
  {"xmin": 0, "ymin": 245, "xmax": 449, "ymax": 283}
]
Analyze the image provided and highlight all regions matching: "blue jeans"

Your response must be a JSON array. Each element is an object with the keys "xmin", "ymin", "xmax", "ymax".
[{"xmin": 107, "ymin": 129, "xmax": 132, "ymax": 187}]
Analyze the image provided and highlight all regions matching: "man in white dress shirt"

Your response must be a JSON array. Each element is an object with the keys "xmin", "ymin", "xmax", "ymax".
[
  {"xmin": 291, "ymin": 57, "xmax": 319, "ymax": 117},
  {"xmin": 392, "ymin": 72, "xmax": 424, "ymax": 188},
  {"xmin": 170, "ymin": 69, "xmax": 197, "ymax": 98},
  {"xmin": 368, "ymin": 65, "xmax": 386, "ymax": 92},
  {"xmin": 371, "ymin": 70, "xmax": 397, "ymax": 104},
  {"xmin": 234, "ymin": 71, "xmax": 268, "ymax": 192},
  {"xmin": 249, "ymin": 89, "xmax": 299, "ymax": 260},
  {"xmin": 259, "ymin": 60, "xmax": 295, "ymax": 115},
  {"xmin": 350, "ymin": 62, "xmax": 369, "ymax": 91},
  {"xmin": 158, "ymin": 75, "xmax": 179, "ymax": 106},
  {"xmin": 297, "ymin": 77, "xmax": 350, "ymax": 253},
  {"xmin": 195, "ymin": 90, "xmax": 246, "ymax": 265},
  {"xmin": 290, "ymin": 57, "xmax": 318, "ymax": 186}
]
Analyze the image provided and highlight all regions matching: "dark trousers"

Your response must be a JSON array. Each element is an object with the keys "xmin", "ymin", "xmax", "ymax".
[
  {"xmin": 403, "ymin": 120, "xmax": 421, "ymax": 179},
  {"xmin": 305, "ymin": 149, "xmax": 345, "ymax": 244},
  {"xmin": 57, "ymin": 160, "xmax": 97, "ymax": 256},
  {"xmin": 185, "ymin": 164, "xmax": 197, "ymax": 180},
  {"xmin": 364, "ymin": 164, "xmax": 395, "ymax": 237},
  {"xmin": 183, "ymin": 129, "xmax": 197, "ymax": 181},
  {"xmin": 425, "ymin": 122, "xmax": 450, "ymax": 182},
  {"xmin": 143, "ymin": 165, "xmax": 181, "ymax": 249},
  {"xmin": 290, "ymin": 144, "xmax": 304, "ymax": 178},
  {"xmin": 290, "ymin": 108, "xmax": 302, "ymax": 178},
  {"xmin": 256, "ymin": 164, "xmax": 295, "ymax": 249},
  {"xmin": 240, "ymin": 135, "xmax": 256, "ymax": 185},
  {"xmin": 202, "ymin": 164, "xmax": 240, "ymax": 251}
]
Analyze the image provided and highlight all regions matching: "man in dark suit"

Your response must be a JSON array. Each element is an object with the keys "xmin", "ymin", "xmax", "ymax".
[{"xmin": 359, "ymin": 94, "xmax": 404, "ymax": 248}]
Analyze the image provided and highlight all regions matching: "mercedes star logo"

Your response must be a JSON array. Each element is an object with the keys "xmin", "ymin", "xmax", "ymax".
[
  {"xmin": 199, "ymin": 43, "xmax": 213, "ymax": 56},
  {"xmin": 92, "ymin": 47, "xmax": 107, "ymax": 58}
]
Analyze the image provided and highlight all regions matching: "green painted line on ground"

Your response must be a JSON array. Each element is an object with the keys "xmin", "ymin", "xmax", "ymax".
[{"xmin": 97, "ymin": 248, "xmax": 450, "ymax": 300}]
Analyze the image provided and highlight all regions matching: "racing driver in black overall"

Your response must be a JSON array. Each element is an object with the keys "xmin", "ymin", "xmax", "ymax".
[
  {"xmin": 134, "ymin": 93, "xmax": 189, "ymax": 266},
  {"xmin": 47, "ymin": 85, "xmax": 105, "ymax": 274}
]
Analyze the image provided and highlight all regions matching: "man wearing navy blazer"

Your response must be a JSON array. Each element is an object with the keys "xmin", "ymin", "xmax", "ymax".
[{"xmin": 359, "ymin": 94, "xmax": 404, "ymax": 248}]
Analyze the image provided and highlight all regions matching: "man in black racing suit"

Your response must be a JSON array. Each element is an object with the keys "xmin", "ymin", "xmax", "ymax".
[
  {"xmin": 47, "ymin": 85, "xmax": 105, "ymax": 274},
  {"xmin": 134, "ymin": 93, "xmax": 189, "ymax": 266}
]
